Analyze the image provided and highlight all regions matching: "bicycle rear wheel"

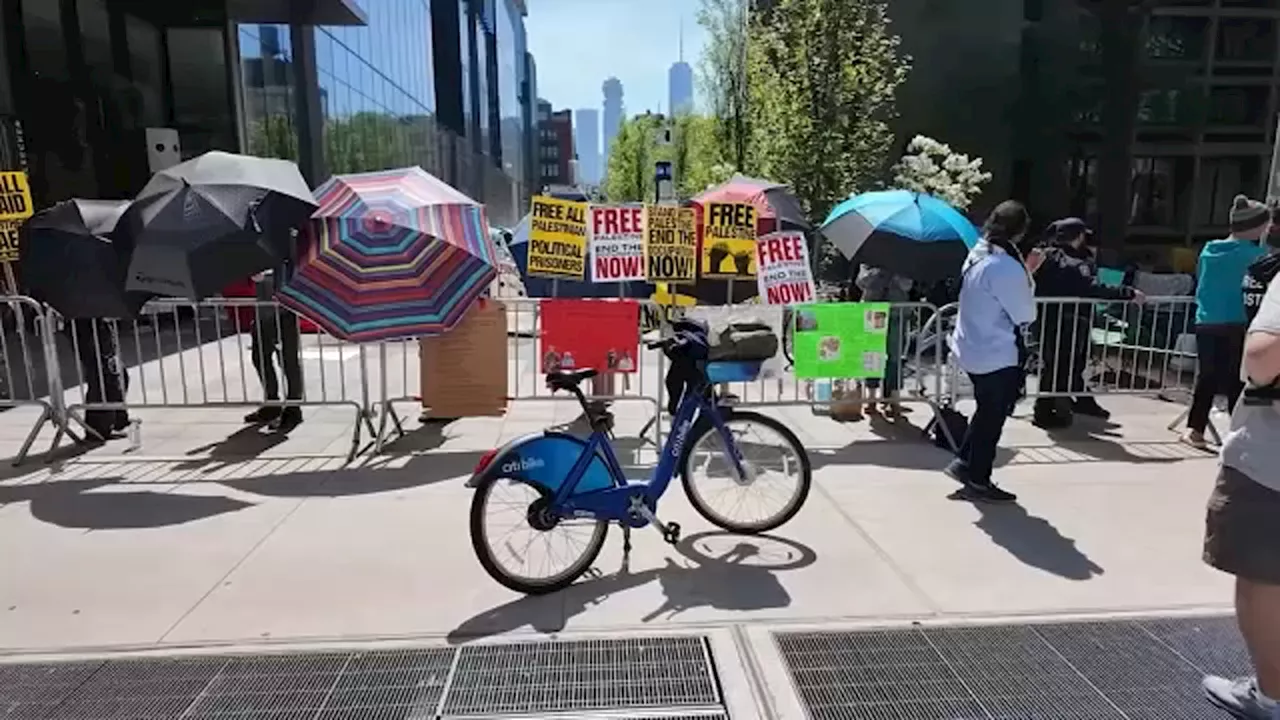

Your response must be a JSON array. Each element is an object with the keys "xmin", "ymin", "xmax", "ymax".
[
  {"xmin": 680, "ymin": 410, "xmax": 811, "ymax": 534},
  {"xmin": 469, "ymin": 475, "xmax": 608, "ymax": 595}
]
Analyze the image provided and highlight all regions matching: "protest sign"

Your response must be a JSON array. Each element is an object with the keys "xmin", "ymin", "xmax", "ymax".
[
  {"xmin": 0, "ymin": 219, "xmax": 19, "ymax": 263},
  {"xmin": 756, "ymin": 231, "xmax": 815, "ymax": 305},
  {"xmin": 0, "ymin": 171, "xmax": 32, "ymax": 222},
  {"xmin": 701, "ymin": 202, "xmax": 757, "ymax": 278},
  {"xmin": 643, "ymin": 205, "xmax": 697, "ymax": 283},
  {"xmin": 540, "ymin": 299, "xmax": 640, "ymax": 374},
  {"xmin": 527, "ymin": 195, "xmax": 588, "ymax": 279},
  {"xmin": 793, "ymin": 302, "xmax": 890, "ymax": 380},
  {"xmin": 589, "ymin": 204, "xmax": 645, "ymax": 282}
]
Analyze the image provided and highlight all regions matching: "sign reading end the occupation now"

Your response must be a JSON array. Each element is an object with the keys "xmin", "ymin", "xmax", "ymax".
[
  {"xmin": 643, "ymin": 205, "xmax": 697, "ymax": 284},
  {"xmin": 527, "ymin": 195, "xmax": 588, "ymax": 280}
]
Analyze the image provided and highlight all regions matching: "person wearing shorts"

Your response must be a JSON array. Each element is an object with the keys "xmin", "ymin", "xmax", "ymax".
[{"xmin": 1201, "ymin": 247, "xmax": 1280, "ymax": 719}]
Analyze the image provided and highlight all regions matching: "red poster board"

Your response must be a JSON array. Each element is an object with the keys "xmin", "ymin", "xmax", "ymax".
[{"xmin": 540, "ymin": 299, "xmax": 640, "ymax": 374}]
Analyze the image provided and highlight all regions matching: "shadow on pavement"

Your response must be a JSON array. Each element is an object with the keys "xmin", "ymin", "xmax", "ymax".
[
  {"xmin": 446, "ymin": 531, "xmax": 817, "ymax": 643},
  {"xmin": 959, "ymin": 498, "xmax": 1105, "ymax": 580},
  {"xmin": 0, "ymin": 477, "xmax": 254, "ymax": 530},
  {"xmin": 174, "ymin": 425, "xmax": 292, "ymax": 472}
]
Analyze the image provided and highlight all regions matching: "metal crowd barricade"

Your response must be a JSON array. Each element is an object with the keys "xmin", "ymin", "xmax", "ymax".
[
  {"xmin": 47, "ymin": 298, "xmax": 375, "ymax": 460},
  {"xmin": 370, "ymin": 297, "xmax": 666, "ymax": 452},
  {"xmin": 682, "ymin": 301, "xmax": 944, "ymax": 414},
  {"xmin": 928, "ymin": 296, "xmax": 1206, "ymax": 446},
  {"xmin": 0, "ymin": 295, "xmax": 66, "ymax": 464}
]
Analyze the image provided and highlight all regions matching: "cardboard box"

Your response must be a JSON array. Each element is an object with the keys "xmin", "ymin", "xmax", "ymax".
[{"xmin": 419, "ymin": 299, "xmax": 508, "ymax": 418}]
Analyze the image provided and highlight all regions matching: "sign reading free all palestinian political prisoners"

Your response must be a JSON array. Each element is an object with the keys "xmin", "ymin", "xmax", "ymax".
[
  {"xmin": 0, "ymin": 171, "xmax": 33, "ymax": 222},
  {"xmin": 643, "ymin": 205, "xmax": 697, "ymax": 283},
  {"xmin": 589, "ymin": 204, "xmax": 645, "ymax": 282},
  {"xmin": 527, "ymin": 195, "xmax": 588, "ymax": 279}
]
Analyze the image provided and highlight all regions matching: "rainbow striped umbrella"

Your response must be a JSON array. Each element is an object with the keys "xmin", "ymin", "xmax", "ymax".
[{"xmin": 277, "ymin": 167, "xmax": 496, "ymax": 343}]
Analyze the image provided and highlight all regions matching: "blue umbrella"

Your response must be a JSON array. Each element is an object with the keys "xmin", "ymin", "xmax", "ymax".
[
  {"xmin": 507, "ymin": 212, "xmax": 654, "ymax": 299},
  {"xmin": 822, "ymin": 190, "xmax": 979, "ymax": 283}
]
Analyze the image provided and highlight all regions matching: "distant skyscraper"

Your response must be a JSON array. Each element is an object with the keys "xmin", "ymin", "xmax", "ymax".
[
  {"xmin": 668, "ymin": 24, "xmax": 694, "ymax": 115},
  {"xmin": 602, "ymin": 77, "xmax": 624, "ymax": 171},
  {"xmin": 575, "ymin": 109, "xmax": 601, "ymax": 184}
]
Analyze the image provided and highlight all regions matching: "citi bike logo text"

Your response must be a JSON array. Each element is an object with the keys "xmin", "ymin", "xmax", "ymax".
[
  {"xmin": 502, "ymin": 456, "xmax": 545, "ymax": 473},
  {"xmin": 669, "ymin": 419, "xmax": 693, "ymax": 459}
]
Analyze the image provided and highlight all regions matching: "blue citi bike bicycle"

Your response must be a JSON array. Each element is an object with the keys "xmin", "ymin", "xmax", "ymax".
[{"xmin": 466, "ymin": 319, "xmax": 813, "ymax": 594}]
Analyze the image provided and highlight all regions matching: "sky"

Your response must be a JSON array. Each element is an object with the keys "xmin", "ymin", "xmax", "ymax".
[{"xmin": 525, "ymin": 0, "xmax": 707, "ymax": 116}]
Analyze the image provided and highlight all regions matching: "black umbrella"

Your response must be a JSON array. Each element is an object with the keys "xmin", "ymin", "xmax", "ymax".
[
  {"xmin": 19, "ymin": 199, "xmax": 152, "ymax": 319},
  {"xmin": 120, "ymin": 151, "xmax": 317, "ymax": 299}
]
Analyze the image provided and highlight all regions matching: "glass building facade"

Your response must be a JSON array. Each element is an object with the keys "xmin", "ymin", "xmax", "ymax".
[
  {"xmin": 234, "ymin": 0, "xmax": 529, "ymax": 225},
  {"xmin": 0, "ymin": 0, "xmax": 528, "ymax": 227}
]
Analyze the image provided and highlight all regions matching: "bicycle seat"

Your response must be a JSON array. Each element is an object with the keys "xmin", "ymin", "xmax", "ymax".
[{"xmin": 546, "ymin": 368, "xmax": 598, "ymax": 391}]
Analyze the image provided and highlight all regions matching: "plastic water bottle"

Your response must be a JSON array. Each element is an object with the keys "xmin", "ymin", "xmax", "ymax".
[{"xmin": 127, "ymin": 419, "xmax": 142, "ymax": 452}]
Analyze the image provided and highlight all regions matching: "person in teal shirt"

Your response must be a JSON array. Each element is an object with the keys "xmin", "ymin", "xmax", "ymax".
[{"xmin": 1184, "ymin": 194, "xmax": 1270, "ymax": 450}]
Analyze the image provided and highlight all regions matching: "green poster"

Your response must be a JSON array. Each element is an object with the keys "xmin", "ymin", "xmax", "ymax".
[{"xmin": 793, "ymin": 302, "xmax": 890, "ymax": 380}]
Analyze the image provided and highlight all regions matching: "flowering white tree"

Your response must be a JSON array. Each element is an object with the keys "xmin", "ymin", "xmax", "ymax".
[{"xmin": 891, "ymin": 135, "xmax": 992, "ymax": 210}]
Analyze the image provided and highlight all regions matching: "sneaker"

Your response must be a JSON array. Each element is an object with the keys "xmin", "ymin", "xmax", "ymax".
[
  {"xmin": 245, "ymin": 406, "xmax": 282, "ymax": 424},
  {"xmin": 956, "ymin": 482, "xmax": 1018, "ymax": 504},
  {"xmin": 1032, "ymin": 412, "xmax": 1072, "ymax": 430},
  {"xmin": 1203, "ymin": 675, "xmax": 1278, "ymax": 719},
  {"xmin": 269, "ymin": 408, "xmax": 303, "ymax": 433},
  {"xmin": 1181, "ymin": 430, "xmax": 1212, "ymax": 452},
  {"xmin": 1072, "ymin": 398, "xmax": 1111, "ymax": 420}
]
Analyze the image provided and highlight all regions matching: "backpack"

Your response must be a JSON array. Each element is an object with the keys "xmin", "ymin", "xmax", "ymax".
[
  {"xmin": 931, "ymin": 406, "xmax": 969, "ymax": 453},
  {"xmin": 709, "ymin": 321, "xmax": 779, "ymax": 362}
]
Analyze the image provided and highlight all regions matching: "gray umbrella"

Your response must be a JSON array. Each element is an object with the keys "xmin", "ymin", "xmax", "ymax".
[{"xmin": 119, "ymin": 151, "xmax": 317, "ymax": 299}]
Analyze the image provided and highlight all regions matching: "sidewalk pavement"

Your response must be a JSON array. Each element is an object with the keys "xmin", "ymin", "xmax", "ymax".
[{"xmin": 0, "ymin": 393, "xmax": 1232, "ymax": 656}]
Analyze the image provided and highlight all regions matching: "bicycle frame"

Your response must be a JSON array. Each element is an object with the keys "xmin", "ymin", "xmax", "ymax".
[{"xmin": 467, "ymin": 379, "xmax": 749, "ymax": 528}]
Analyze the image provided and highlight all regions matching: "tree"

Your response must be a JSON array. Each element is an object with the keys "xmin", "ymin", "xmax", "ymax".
[
  {"xmin": 746, "ymin": 0, "xmax": 911, "ymax": 221},
  {"xmin": 603, "ymin": 113, "xmax": 732, "ymax": 202},
  {"xmin": 892, "ymin": 135, "xmax": 992, "ymax": 211},
  {"xmin": 246, "ymin": 114, "xmax": 300, "ymax": 162},
  {"xmin": 697, "ymin": 0, "xmax": 752, "ymax": 172}
]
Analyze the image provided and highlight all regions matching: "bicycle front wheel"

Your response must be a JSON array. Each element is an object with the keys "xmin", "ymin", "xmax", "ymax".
[
  {"xmin": 680, "ymin": 410, "xmax": 811, "ymax": 534},
  {"xmin": 469, "ymin": 475, "xmax": 608, "ymax": 595}
]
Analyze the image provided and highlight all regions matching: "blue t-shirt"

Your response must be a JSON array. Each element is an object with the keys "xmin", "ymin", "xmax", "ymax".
[{"xmin": 1196, "ymin": 238, "xmax": 1264, "ymax": 327}]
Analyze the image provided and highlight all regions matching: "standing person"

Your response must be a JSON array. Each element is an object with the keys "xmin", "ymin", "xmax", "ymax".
[
  {"xmin": 244, "ymin": 270, "xmax": 304, "ymax": 432},
  {"xmin": 69, "ymin": 318, "xmax": 129, "ymax": 439},
  {"xmin": 1184, "ymin": 195, "xmax": 1269, "ymax": 450},
  {"xmin": 1031, "ymin": 217, "xmax": 1143, "ymax": 429},
  {"xmin": 856, "ymin": 264, "xmax": 912, "ymax": 418},
  {"xmin": 1199, "ymin": 265, "xmax": 1280, "ymax": 719},
  {"xmin": 944, "ymin": 200, "xmax": 1042, "ymax": 503}
]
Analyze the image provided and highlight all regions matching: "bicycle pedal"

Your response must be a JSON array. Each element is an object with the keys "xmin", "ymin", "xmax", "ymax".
[{"xmin": 661, "ymin": 522, "xmax": 681, "ymax": 545}]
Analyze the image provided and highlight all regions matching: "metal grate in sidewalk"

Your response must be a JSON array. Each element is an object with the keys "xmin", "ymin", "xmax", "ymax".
[
  {"xmin": 0, "ymin": 636, "xmax": 723, "ymax": 720},
  {"xmin": 439, "ymin": 636, "xmax": 722, "ymax": 718},
  {"xmin": 775, "ymin": 614, "xmax": 1247, "ymax": 720}
]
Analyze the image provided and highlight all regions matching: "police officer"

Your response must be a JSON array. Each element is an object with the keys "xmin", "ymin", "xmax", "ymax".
[{"xmin": 1031, "ymin": 218, "xmax": 1144, "ymax": 429}]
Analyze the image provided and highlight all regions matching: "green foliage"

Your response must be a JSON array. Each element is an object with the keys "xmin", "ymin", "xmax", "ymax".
[
  {"xmin": 696, "ymin": 0, "xmax": 752, "ymax": 172},
  {"xmin": 746, "ymin": 0, "xmax": 911, "ymax": 222},
  {"xmin": 602, "ymin": 113, "xmax": 732, "ymax": 203}
]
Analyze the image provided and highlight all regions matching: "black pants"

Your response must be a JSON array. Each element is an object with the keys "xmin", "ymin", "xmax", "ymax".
[
  {"xmin": 958, "ymin": 366, "xmax": 1023, "ymax": 485},
  {"xmin": 1035, "ymin": 319, "xmax": 1090, "ymax": 418},
  {"xmin": 250, "ymin": 313, "xmax": 303, "ymax": 402},
  {"xmin": 69, "ymin": 319, "xmax": 130, "ymax": 435},
  {"xmin": 1188, "ymin": 326, "xmax": 1246, "ymax": 433}
]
